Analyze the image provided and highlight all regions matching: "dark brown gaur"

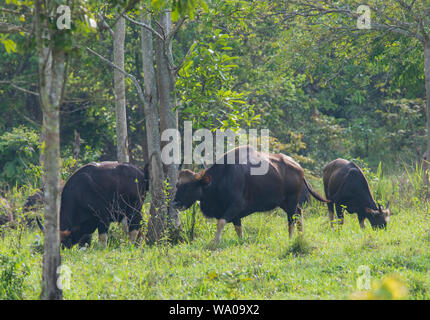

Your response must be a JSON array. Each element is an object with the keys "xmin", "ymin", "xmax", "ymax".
[
  {"xmin": 172, "ymin": 146, "xmax": 329, "ymax": 243},
  {"xmin": 323, "ymin": 158, "xmax": 390, "ymax": 229},
  {"xmin": 36, "ymin": 162, "xmax": 149, "ymax": 248}
]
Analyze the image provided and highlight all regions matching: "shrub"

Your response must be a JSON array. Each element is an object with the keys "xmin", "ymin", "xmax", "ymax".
[
  {"xmin": 0, "ymin": 126, "xmax": 40, "ymax": 188},
  {"xmin": 0, "ymin": 253, "xmax": 29, "ymax": 300}
]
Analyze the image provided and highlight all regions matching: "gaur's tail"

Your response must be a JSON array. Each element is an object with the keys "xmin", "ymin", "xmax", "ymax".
[
  {"xmin": 36, "ymin": 216, "xmax": 45, "ymax": 232},
  {"xmin": 303, "ymin": 178, "xmax": 331, "ymax": 203}
]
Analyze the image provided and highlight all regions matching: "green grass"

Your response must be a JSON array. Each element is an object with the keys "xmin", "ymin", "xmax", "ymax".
[{"xmin": 1, "ymin": 172, "xmax": 430, "ymax": 299}]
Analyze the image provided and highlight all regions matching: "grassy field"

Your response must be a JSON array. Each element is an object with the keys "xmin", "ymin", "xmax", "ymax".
[{"xmin": 1, "ymin": 168, "xmax": 430, "ymax": 300}]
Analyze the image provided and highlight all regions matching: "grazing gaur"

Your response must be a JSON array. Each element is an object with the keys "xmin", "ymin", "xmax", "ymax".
[
  {"xmin": 172, "ymin": 146, "xmax": 329, "ymax": 243},
  {"xmin": 37, "ymin": 161, "xmax": 149, "ymax": 248},
  {"xmin": 323, "ymin": 158, "xmax": 390, "ymax": 229}
]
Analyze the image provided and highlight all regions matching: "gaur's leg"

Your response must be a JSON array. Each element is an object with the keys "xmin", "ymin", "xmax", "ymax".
[
  {"xmin": 214, "ymin": 218, "xmax": 227, "ymax": 244},
  {"xmin": 75, "ymin": 217, "xmax": 98, "ymax": 248},
  {"xmin": 120, "ymin": 216, "xmax": 128, "ymax": 234},
  {"xmin": 127, "ymin": 202, "xmax": 142, "ymax": 244},
  {"xmin": 98, "ymin": 230, "xmax": 108, "ymax": 248},
  {"xmin": 78, "ymin": 234, "xmax": 92, "ymax": 247},
  {"xmin": 214, "ymin": 201, "xmax": 244, "ymax": 244},
  {"xmin": 97, "ymin": 218, "xmax": 110, "ymax": 249},
  {"xmin": 327, "ymin": 202, "xmax": 335, "ymax": 227},
  {"xmin": 358, "ymin": 215, "xmax": 366, "ymax": 229},
  {"xmin": 281, "ymin": 196, "xmax": 301, "ymax": 239},
  {"xmin": 335, "ymin": 204, "xmax": 344, "ymax": 225},
  {"xmin": 232, "ymin": 218, "xmax": 242, "ymax": 239}
]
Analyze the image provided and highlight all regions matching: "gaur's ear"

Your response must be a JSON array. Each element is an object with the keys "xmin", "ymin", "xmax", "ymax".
[
  {"xmin": 201, "ymin": 174, "xmax": 211, "ymax": 185},
  {"xmin": 364, "ymin": 207, "xmax": 374, "ymax": 214},
  {"xmin": 195, "ymin": 170, "xmax": 211, "ymax": 184},
  {"xmin": 60, "ymin": 230, "xmax": 71, "ymax": 241}
]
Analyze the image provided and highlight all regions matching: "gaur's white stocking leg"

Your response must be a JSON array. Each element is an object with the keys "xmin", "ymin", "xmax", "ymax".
[
  {"xmin": 121, "ymin": 217, "xmax": 128, "ymax": 234},
  {"xmin": 99, "ymin": 233, "xmax": 108, "ymax": 249},
  {"xmin": 129, "ymin": 229, "xmax": 139, "ymax": 243},
  {"xmin": 214, "ymin": 219, "xmax": 227, "ymax": 244}
]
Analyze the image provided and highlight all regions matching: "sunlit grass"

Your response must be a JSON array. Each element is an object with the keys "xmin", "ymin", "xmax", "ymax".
[{"xmin": 1, "ymin": 173, "xmax": 430, "ymax": 300}]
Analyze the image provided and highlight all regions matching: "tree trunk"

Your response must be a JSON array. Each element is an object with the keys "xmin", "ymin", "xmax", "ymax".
[
  {"xmin": 155, "ymin": 11, "xmax": 181, "ymax": 232},
  {"xmin": 73, "ymin": 130, "xmax": 80, "ymax": 160},
  {"xmin": 35, "ymin": 0, "xmax": 66, "ymax": 300},
  {"xmin": 423, "ymin": 39, "xmax": 430, "ymax": 186},
  {"xmin": 140, "ymin": 12, "xmax": 169, "ymax": 243},
  {"xmin": 114, "ymin": 15, "xmax": 129, "ymax": 163}
]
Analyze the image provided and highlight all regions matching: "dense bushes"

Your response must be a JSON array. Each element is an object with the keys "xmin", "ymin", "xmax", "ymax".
[{"xmin": 0, "ymin": 126, "xmax": 40, "ymax": 188}]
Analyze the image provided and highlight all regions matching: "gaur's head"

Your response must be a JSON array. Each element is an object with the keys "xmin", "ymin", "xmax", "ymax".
[
  {"xmin": 365, "ymin": 202, "xmax": 390, "ymax": 229},
  {"xmin": 37, "ymin": 217, "xmax": 89, "ymax": 249},
  {"xmin": 172, "ymin": 169, "xmax": 211, "ymax": 210},
  {"xmin": 61, "ymin": 229, "xmax": 90, "ymax": 249}
]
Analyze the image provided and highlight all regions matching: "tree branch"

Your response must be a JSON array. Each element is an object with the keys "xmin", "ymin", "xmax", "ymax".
[
  {"xmin": 174, "ymin": 41, "xmax": 196, "ymax": 76},
  {"xmin": 85, "ymin": 46, "xmax": 147, "ymax": 104},
  {"xmin": 0, "ymin": 22, "xmax": 29, "ymax": 34},
  {"xmin": 167, "ymin": 17, "xmax": 186, "ymax": 44},
  {"xmin": 97, "ymin": 13, "xmax": 114, "ymax": 36},
  {"xmin": 0, "ymin": 8, "xmax": 21, "ymax": 15},
  {"xmin": 123, "ymin": 14, "xmax": 164, "ymax": 41},
  {"xmin": 279, "ymin": 1, "xmax": 424, "ymax": 41},
  {"xmin": 0, "ymin": 80, "xmax": 39, "ymax": 96}
]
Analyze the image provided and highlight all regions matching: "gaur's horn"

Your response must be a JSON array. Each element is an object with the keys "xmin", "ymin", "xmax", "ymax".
[
  {"xmin": 386, "ymin": 201, "xmax": 390, "ymax": 210},
  {"xmin": 196, "ymin": 170, "xmax": 206, "ymax": 180},
  {"xmin": 200, "ymin": 159, "xmax": 206, "ymax": 169},
  {"xmin": 36, "ymin": 217, "xmax": 45, "ymax": 232},
  {"xmin": 178, "ymin": 163, "xmax": 183, "ymax": 171}
]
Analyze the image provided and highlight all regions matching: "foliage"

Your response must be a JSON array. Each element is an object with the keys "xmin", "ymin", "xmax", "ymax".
[
  {"xmin": 176, "ymin": 29, "xmax": 258, "ymax": 130},
  {"xmin": 0, "ymin": 252, "xmax": 30, "ymax": 300},
  {"xmin": 1, "ymin": 0, "xmax": 428, "ymax": 176},
  {"xmin": 0, "ymin": 126, "xmax": 40, "ymax": 187},
  {"xmin": 1, "ymin": 0, "xmax": 430, "ymax": 301}
]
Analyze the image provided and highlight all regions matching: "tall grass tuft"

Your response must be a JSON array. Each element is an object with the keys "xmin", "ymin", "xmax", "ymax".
[
  {"xmin": 404, "ymin": 162, "xmax": 428, "ymax": 199},
  {"xmin": 0, "ymin": 253, "xmax": 30, "ymax": 300},
  {"xmin": 284, "ymin": 234, "xmax": 313, "ymax": 257}
]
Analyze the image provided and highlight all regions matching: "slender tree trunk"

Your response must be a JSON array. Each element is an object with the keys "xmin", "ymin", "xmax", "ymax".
[
  {"xmin": 423, "ymin": 39, "xmax": 430, "ymax": 186},
  {"xmin": 73, "ymin": 130, "xmax": 80, "ymax": 160},
  {"xmin": 35, "ymin": 0, "xmax": 66, "ymax": 300},
  {"xmin": 140, "ymin": 12, "xmax": 169, "ymax": 243},
  {"xmin": 155, "ymin": 11, "xmax": 181, "ymax": 232},
  {"xmin": 114, "ymin": 15, "xmax": 129, "ymax": 163}
]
